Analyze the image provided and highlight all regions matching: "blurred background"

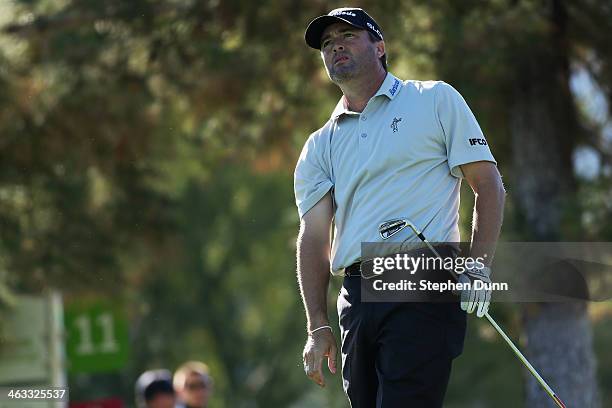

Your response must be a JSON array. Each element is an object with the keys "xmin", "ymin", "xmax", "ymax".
[{"xmin": 0, "ymin": 0, "xmax": 611, "ymax": 407}]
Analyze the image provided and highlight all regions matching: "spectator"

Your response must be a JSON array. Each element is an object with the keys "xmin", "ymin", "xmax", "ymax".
[
  {"xmin": 135, "ymin": 369, "xmax": 176, "ymax": 408},
  {"xmin": 173, "ymin": 361, "xmax": 213, "ymax": 408}
]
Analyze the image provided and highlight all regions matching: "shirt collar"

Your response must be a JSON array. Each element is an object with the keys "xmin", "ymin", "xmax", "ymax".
[
  {"xmin": 330, "ymin": 72, "xmax": 403, "ymax": 119},
  {"xmin": 375, "ymin": 72, "xmax": 403, "ymax": 99}
]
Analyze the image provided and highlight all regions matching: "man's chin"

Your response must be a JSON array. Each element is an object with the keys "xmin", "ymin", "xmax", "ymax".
[{"xmin": 329, "ymin": 69, "xmax": 357, "ymax": 84}]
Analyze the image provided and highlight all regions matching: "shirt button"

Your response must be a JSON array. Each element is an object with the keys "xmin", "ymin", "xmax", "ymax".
[
  {"xmin": 361, "ymin": 133, "xmax": 367, "ymax": 139},
  {"xmin": 361, "ymin": 115, "xmax": 367, "ymax": 121}
]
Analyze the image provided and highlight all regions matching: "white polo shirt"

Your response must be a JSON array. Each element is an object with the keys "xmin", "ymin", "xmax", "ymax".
[{"xmin": 294, "ymin": 72, "xmax": 496, "ymax": 275}]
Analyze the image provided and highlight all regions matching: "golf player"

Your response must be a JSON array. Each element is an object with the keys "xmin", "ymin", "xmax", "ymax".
[{"xmin": 294, "ymin": 7, "xmax": 505, "ymax": 407}]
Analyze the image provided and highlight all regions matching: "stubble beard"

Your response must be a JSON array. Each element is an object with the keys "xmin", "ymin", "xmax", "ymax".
[
  {"xmin": 327, "ymin": 48, "xmax": 379, "ymax": 85},
  {"xmin": 328, "ymin": 60, "xmax": 358, "ymax": 83}
]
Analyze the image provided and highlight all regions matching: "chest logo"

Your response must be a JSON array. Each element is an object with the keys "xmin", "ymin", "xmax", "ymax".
[{"xmin": 390, "ymin": 117, "xmax": 402, "ymax": 133}]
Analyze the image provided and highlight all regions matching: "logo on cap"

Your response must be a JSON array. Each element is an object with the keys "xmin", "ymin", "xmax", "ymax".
[
  {"xmin": 366, "ymin": 22, "xmax": 383, "ymax": 39},
  {"xmin": 331, "ymin": 10, "xmax": 357, "ymax": 17}
]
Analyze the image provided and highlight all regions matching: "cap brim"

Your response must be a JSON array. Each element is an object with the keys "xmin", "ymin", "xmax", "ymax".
[{"xmin": 304, "ymin": 15, "xmax": 364, "ymax": 50}]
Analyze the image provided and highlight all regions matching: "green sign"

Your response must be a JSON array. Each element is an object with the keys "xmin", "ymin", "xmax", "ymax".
[{"xmin": 65, "ymin": 299, "xmax": 129, "ymax": 373}]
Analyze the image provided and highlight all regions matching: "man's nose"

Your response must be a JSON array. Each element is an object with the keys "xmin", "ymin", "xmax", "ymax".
[{"xmin": 332, "ymin": 43, "xmax": 344, "ymax": 53}]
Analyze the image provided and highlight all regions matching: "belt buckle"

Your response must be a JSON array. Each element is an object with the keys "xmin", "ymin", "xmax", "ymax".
[{"xmin": 359, "ymin": 259, "xmax": 379, "ymax": 280}]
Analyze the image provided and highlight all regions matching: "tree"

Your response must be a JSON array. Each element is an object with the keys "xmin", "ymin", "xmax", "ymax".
[
  {"xmin": 412, "ymin": 0, "xmax": 612, "ymax": 406},
  {"xmin": 0, "ymin": 1, "xmax": 343, "ymax": 405}
]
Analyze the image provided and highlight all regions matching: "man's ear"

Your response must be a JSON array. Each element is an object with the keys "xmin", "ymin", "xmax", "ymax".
[{"xmin": 376, "ymin": 41, "xmax": 386, "ymax": 59}]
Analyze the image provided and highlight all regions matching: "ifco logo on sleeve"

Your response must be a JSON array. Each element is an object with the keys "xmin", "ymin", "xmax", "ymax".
[{"xmin": 469, "ymin": 138, "xmax": 488, "ymax": 146}]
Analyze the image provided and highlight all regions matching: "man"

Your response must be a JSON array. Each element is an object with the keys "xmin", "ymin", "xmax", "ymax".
[
  {"xmin": 173, "ymin": 361, "xmax": 213, "ymax": 408},
  {"xmin": 294, "ymin": 7, "xmax": 505, "ymax": 408},
  {"xmin": 135, "ymin": 369, "xmax": 176, "ymax": 408}
]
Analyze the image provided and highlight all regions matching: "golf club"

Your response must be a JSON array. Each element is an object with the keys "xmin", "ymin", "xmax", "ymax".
[{"xmin": 378, "ymin": 218, "xmax": 567, "ymax": 408}]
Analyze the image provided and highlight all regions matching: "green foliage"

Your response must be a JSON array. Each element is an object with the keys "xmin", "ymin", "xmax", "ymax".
[{"xmin": 124, "ymin": 168, "xmax": 308, "ymax": 407}]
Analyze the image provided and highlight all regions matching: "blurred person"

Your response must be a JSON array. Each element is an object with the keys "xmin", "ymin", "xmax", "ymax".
[
  {"xmin": 135, "ymin": 369, "xmax": 176, "ymax": 408},
  {"xmin": 173, "ymin": 361, "xmax": 213, "ymax": 408}
]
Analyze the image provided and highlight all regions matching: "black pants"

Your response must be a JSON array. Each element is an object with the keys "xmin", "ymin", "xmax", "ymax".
[{"xmin": 337, "ymin": 276, "xmax": 467, "ymax": 408}]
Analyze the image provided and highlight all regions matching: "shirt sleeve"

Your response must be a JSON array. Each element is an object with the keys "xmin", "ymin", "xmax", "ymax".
[
  {"xmin": 435, "ymin": 82, "xmax": 497, "ymax": 178},
  {"xmin": 294, "ymin": 130, "xmax": 334, "ymax": 219}
]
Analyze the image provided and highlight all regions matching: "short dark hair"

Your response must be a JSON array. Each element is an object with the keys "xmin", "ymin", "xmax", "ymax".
[{"xmin": 367, "ymin": 32, "xmax": 387, "ymax": 71}]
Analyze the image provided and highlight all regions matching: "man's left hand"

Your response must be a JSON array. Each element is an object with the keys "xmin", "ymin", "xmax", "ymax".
[{"xmin": 457, "ymin": 266, "xmax": 492, "ymax": 317}]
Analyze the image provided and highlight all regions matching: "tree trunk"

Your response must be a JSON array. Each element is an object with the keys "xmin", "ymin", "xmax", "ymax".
[
  {"xmin": 510, "ymin": 1, "xmax": 600, "ymax": 406},
  {"xmin": 522, "ymin": 303, "xmax": 599, "ymax": 407}
]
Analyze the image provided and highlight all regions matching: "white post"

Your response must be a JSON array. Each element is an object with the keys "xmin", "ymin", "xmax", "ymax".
[{"xmin": 47, "ymin": 290, "xmax": 67, "ymax": 408}]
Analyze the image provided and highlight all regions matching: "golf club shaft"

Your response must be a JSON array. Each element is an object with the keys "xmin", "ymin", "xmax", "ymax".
[
  {"xmin": 409, "ymin": 230, "xmax": 566, "ymax": 408},
  {"xmin": 483, "ymin": 313, "xmax": 566, "ymax": 408}
]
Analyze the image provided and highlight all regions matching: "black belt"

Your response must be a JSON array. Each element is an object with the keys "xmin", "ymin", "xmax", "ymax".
[
  {"xmin": 345, "ymin": 262, "xmax": 363, "ymax": 277},
  {"xmin": 344, "ymin": 244, "xmax": 457, "ymax": 278}
]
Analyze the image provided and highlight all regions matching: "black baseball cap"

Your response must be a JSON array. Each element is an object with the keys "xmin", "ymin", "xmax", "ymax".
[{"xmin": 305, "ymin": 8, "xmax": 386, "ymax": 69}]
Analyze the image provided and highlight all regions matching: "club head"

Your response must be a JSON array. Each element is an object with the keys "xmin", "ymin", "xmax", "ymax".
[{"xmin": 378, "ymin": 218, "xmax": 408, "ymax": 240}]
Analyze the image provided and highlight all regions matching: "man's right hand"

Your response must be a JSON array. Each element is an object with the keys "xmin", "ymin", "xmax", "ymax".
[{"xmin": 302, "ymin": 328, "xmax": 337, "ymax": 387}]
